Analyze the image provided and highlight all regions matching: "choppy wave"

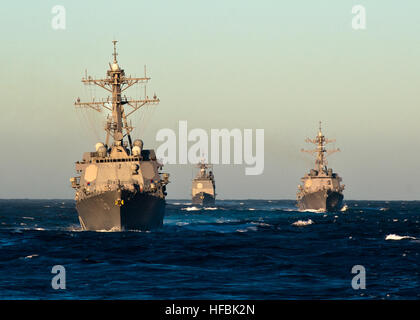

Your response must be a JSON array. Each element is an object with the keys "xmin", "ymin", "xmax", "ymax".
[
  {"xmin": 251, "ymin": 221, "xmax": 272, "ymax": 227},
  {"xmin": 236, "ymin": 226, "xmax": 258, "ymax": 233},
  {"xmin": 299, "ymin": 208, "xmax": 325, "ymax": 213},
  {"xmin": 0, "ymin": 199, "xmax": 419, "ymax": 299},
  {"xmin": 24, "ymin": 254, "xmax": 39, "ymax": 259},
  {"xmin": 216, "ymin": 218, "xmax": 240, "ymax": 224},
  {"xmin": 292, "ymin": 219, "xmax": 314, "ymax": 226},
  {"xmin": 385, "ymin": 234, "xmax": 417, "ymax": 241},
  {"xmin": 182, "ymin": 206, "xmax": 201, "ymax": 211},
  {"xmin": 19, "ymin": 227, "xmax": 46, "ymax": 231}
]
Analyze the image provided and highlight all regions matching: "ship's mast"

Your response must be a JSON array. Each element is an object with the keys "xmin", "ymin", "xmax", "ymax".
[
  {"xmin": 196, "ymin": 160, "xmax": 212, "ymax": 178},
  {"xmin": 301, "ymin": 122, "xmax": 340, "ymax": 172},
  {"xmin": 111, "ymin": 40, "xmax": 123, "ymax": 142},
  {"xmin": 75, "ymin": 40, "xmax": 160, "ymax": 149}
]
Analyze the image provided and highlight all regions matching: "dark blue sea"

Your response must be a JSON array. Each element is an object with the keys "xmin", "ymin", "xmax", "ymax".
[{"xmin": 0, "ymin": 199, "xmax": 418, "ymax": 299}]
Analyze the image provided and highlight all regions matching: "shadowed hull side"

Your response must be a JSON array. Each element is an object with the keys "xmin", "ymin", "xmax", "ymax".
[
  {"xmin": 76, "ymin": 190, "xmax": 165, "ymax": 231},
  {"xmin": 192, "ymin": 192, "xmax": 215, "ymax": 206},
  {"xmin": 297, "ymin": 190, "xmax": 343, "ymax": 212}
]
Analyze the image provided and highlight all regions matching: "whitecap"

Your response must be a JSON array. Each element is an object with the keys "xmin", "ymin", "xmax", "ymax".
[
  {"xmin": 340, "ymin": 205, "xmax": 348, "ymax": 212},
  {"xmin": 216, "ymin": 218, "xmax": 240, "ymax": 224},
  {"xmin": 96, "ymin": 226, "xmax": 121, "ymax": 232},
  {"xmin": 181, "ymin": 206, "xmax": 201, "ymax": 211},
  {"xmin": 300, "ymin": 209, "xmax": 325, "ymax": 213},
  {"xmin": 204, "ymin": 207, "xmax": 217, "ymax": 210},
  {"xmin": 385, "ymin": 234, "xmax": 416, "ymax": 241},
  {"xmin": 24, "ymin": 254, "xmax": 39, "ymax": 259},
  {"xmin": 65, "ymin": 225, "xmax": 83, "ymax": 232},
  {"xmin": 251, "ymin": 222, "xmax": 271, "ymax": 227},
  {"xmin": 292, "ymin": 219, "xmax": 313, "ymax": 226}
]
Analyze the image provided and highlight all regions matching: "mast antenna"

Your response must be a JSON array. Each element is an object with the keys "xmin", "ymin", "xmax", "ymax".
[
  {"xmin": 301, "ymin": 122, "xmax": 340, "ymax": 171},
  {"xmin": 74, "ymin": 40, "xmax": 160, "ymax": 145},
  {"xmin": 112, "ymin": 40, "xmax": 118, "ymax": 63}
]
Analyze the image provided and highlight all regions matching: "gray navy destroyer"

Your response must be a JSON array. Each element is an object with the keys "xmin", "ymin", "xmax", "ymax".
[
  {"xmin": 191, "ymin": 162, "xmax": 216, "ymax": 205},
  {"xmin": 70, "ymin": 41, "xmax": 169, "ymax": 231},
  {"xmin": 297, "ymin": 122, "xmax": 344, "ymax": 212}
]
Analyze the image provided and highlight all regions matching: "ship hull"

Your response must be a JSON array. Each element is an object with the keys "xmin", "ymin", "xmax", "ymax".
[
  {"xmin": 192, "ymin": 192, "xmax": 215, "ymax": 206},
  {"xmin": 297, "ymin": 190, "xmax": 343, "ymax": 212},
  {"xmin": 76, "ymin": 189, "xmax": 165, "ymax": 231}
]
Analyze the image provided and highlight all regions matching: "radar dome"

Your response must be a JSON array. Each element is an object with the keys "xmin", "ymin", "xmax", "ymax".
[
  {"xmin": 132, "ymin": 146, "xmax": 141, "ymax": 156},
  {"xmin": 133, "ymin": 139, "xmax": 144, "ymax": 149},
  {"xmin": 95, "ymin": 142, "xmax": 105, "ymax": 152},
  {"xmin": 111, "ymin": 63, "xmax": 120, "ymax": 71}
]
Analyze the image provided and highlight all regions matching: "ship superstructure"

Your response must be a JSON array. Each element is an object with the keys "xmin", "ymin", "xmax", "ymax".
[
  {"xmin": 191, "ymin": 161, "xmax": 216, "ymax": 205},
  {"xmin": 70, "ymin": 41, "xmax": 169, "ymax": 231},
  {"xmin": 297, "ymin": 122, "xmax": 344, "ymax": 211}
]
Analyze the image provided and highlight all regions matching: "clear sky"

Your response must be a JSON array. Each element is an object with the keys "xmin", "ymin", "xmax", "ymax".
[{"xmin": 1, "ymin": 0, "xmax": 420, "ymax": 200}]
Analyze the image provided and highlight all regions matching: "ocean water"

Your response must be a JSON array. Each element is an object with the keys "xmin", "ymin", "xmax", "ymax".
[{"xmin": 0, "ymin": 199, "xmax": 418, "ymax": 299}]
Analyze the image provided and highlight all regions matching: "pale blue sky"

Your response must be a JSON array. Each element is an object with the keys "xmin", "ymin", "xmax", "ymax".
[{"xmin": 1, "ymin": 1, "xmax": 420, "ymax": 199}]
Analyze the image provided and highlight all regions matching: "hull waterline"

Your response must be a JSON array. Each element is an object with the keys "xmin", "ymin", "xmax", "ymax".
[
  {"xmin": 76, "ymin": 189, "xmax": 165, "ymax": 231},
  {"xmin": 192, "ymin": 192, "xmax": 215, "ymax": 206},
  {"xmin": 297, "ymin": 190, "xmax": 343, "ymax": 212}
]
